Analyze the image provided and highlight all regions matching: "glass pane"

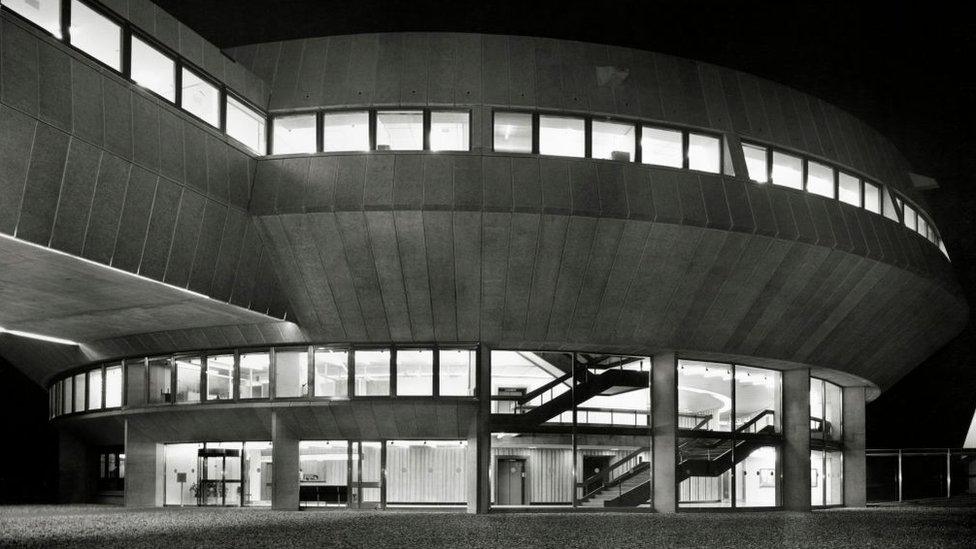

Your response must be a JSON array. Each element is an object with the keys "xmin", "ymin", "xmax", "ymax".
[
  {"xmin": 493, "ymin": 112, "xmax": 532, "ymax": 153},
  {"xmin": 62, "ymin": 378, "xmax": 73, "ymax": 414},
  {"xmin": 641, "ymin": 127, "xmax": 683, "ymax": 168},
  {"xmin": 130, "ymin": 36, "xmax": 175, "ymax": 102},
  {"xmin": 273, "ymin": 114, "xmax": 316, "ymax": 154},
  {"xmin": 734, "ymin": 366, "xmax": 781, "ymax": 434},
  {"xmin": 299, "ymin": 440, "xmax": 349, "ymax": 507},
  {"xmin": 826, "ymin": 450, "xmax": 843, "ymax": 505},
  {"xmin": 490, "ymin": 350, "xmax": 572, "ymax": 417},
  {"xmin": 164, "ymin": 443, "xmax": 201, "ymax": 505},
  {"xmin": 73, "ymin": 373, "xmax": 86, "ymax": 411},
  {"xmin": 226, "ymin": 96, "xmax": 266, "ymax": 154},
  {"xmin": 125, "ymin": 359, "xmax": 146, "ymax": 407},
  {"xmin": 313, "ymin": 348, "xmax": 348, "ymax": 397},
  {"xmin": 824, "ymin": 381, "xmax": 843, "ymax": 442},
  {"xmin": 87, "ymin": 369, "xmax": 103, "ymax": 410},
  {"xmin": 810, "ymin": 378, "xmax": 825, "ymax": 439},
  {"xmin": 104, "ymin": 365, "xmax": 122, "ymax": 408},
  {"xmin": 742, "ymin": 143, "xmax": 768, "ymax": 183},
  {"xmin": 591, "ymin": 120, "xmax": 635, "ymax": 161},
  {"xmin": 811, "ymin": 450, "xmax": 825, "ymax": 506},
  {"xmin": 322, "ymin": 111, "xmax": 369, "ymax": 152},
  {"xmin": 735, "ymin": 445, "xmax": 779, "ymax": 507},
  {"xmin": 439, "ymin": 349, "xmax": 475, "ymax": 396},
  {"xmin": 147, "ymin": 357, "xmax": 171, "ymax": 404},
  {"xmin": 396, "ymin": 349, "xmax": 433, "ymax": 396},
  {"xmin": 539, "ymin": 116, "xmax": 584, "ymax": 157},
  {"xmin": 206, "ymin": 354, "xmax": 234, "ymax": 401},
  {"xmin": 903, "ymin": 203, "xmax": 918, "ymax": 231},
  {"xmin": 838, "ymin": 172, "xmax": 860, "ymax": 207},
  {"xmin": 354, "ymin": 350, "xmax": 390, "ymax": 396},
  {"xmin": 275, "ymin": 348, "xmax": 309, "ymax": 398},
  {"xmin": 69, "ymin": 1, "xmax": 121, "ymax": 71},
  {"xmin": 677, "ymin": 360, "xmax": 732, "ymax": 432},
  {"xmin": 356, "ymin": 442, "xmax": 383, "ymax": 506},
  {"xmin": 491, "ymin": 432, "xmax": 573, "ymax": 507},
  {"xmin": 430, "ymin": 111, "xmax": 470, "ymax": 151},
  {"xmin": 376, "ymin": 110, "xmax": 423, "ymax": 151},
  {"xmin": 771, "ymin": 152, "xmax": 803, "ymax": 190},
  {"xmin": 175, "ymin": 357, "xmax": 201, "ymax": 403},
  {"xmin": 243, "ymin": 441, "xmax": 273, "ymax": 506},
  {"xmin": 4, "ymin": 0, "xmax": 61, "ymax": 37},
  {"xmin": 387, "ymin": 440, "xmax": 468, "ymax": 505},
  {"xmin": 917, "ymin": 215, "xmax": 929, "ymax": 239},
  {"xmin": 181, "ymin": 68, "xmax": 220, "ymax": 127},
  {"xmin": 678, "ymin": 437, "xmax": 732, "ymax": 508},
  {"xmin": 806, "ymin": 160, "xmax": 835, "ymax": 198},
  {"xmin": 240, "ymin": 352, "xmax": 270, "ymax": 399},
  {"xmin": 882, "ymin": 188, "xmax": 900, "ymax": 222},
  {"xmin": 575, "ymin": 354, "xmax": 650, "ymax": 428},
  {"xmin": 575, "ymin": 434, "xmax": 651, "ymax": 508},
  {"xmin": 863, "ymin": 181, "xmax": 881, "ymax": 213},
  {"xmin": 688, "ymin": 133, "xmax": 720, "ymax": 173}
]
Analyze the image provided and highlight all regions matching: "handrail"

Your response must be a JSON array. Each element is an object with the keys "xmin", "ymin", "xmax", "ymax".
[
  {"xmin": 518, "ymin": 372, "xmax": 572, "ymax": 404},
  {"xmin": 580, "ymin": 447, "xmax": 650, "ymax": 501},
  {"xmin": 735, "ymin": 409, "xmax": 774, "ymax": 434}
]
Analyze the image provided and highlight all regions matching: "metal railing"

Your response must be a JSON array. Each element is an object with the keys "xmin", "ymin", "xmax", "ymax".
[{"xmin": 866, "ymin": 448, "xmax": 976, "ymax": 503}]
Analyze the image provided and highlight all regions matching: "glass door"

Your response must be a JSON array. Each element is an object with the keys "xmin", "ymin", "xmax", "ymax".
[
  {"xmin": 197, "ymin": 447, "xmax": 242, "ymax": 506},
  {"xmin": 351, "ymin": 441, "xmax": 384, "ymax": 508}
]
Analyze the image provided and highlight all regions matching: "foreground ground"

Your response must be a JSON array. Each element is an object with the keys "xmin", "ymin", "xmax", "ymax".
[{"xmin": 1, "ymin": 505, "xmax": 975, "ymax": 548}]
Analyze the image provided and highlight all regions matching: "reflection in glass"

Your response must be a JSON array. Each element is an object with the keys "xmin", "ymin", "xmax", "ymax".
[
  {"xmin": 239, "ymin": 352, "xmax": 270, "ymax": 399},
  {"xmin": 396, "ymin": 349, "xmax": 433, "ymax": 396},
  {"xmin": 226, "ymin": 96, "xmax": 267, "ymax": 154},
  {"xmin": 806, "ymin": 160, "xmax": 835, "ymax": 198},
  {"xmin": 273, "ymin": 114, "xmax": 317, "ymax": 154},
  {"xmin": 130, "ymin": 36, "xmax": 175, "ymax": 101},
  {"xmin": 175, "ymin": 357, "xmax": 202, "ymax": 403},
  {"xmin": 376, "ymin": 111, "xmax": 423, "ymax": 151},
  {"xmin": 430, "ymin": 111, "xmax": 470, "ymax": 151},
  {"xmin": 4, "ymin": 0, "xmax": 62, "ymax": 38},
  {"xmin": 838, "ymin": 172, "xmax": 861, "ymax": 207},
  {"xmin": 742, "ymin": 143, "xmax": 768, "ymax": 182},
  {"xmin": 181, "ymin": 68, "xmax": 220, "ymax": 127},
  {"xmin": 354, "ymin": 350, "xmax": 390, "ymax": 396},
  {"xmin": 591, "ymin": 121, "xmax": 635, "ymax": 161},
  {"xmin": 641, "ymin": 127, "xmax": 683, "ymax": 168},
  {"xmin": 87, "ymin": 369, "xmax": 102, "ymax": 410},
  {"xmin": 539, "ymin": 116, "xmax": 585, "ymax": 157},
  {"xmin": 439, "ymin": 349, "xmax": 476, "ymax": 396},
  {"xmin": 69, "ymin": 1, "xmax": 121, "ymax": 70},
  {"xmin": 687, "ymin": 133, "xmax": 720, "ymax": 173},
  {"xmin": 493, "ymin": 112, "xmax": 532, "ymax": 153},
  {"xmin": 314, "ymin": 348, "xmax": 348, "ymax": 397},
  {"xmin": 206, "ymin": 354, "xmax": 234, "ymax": 401},
  {"xmin": 275, "ymin": 348, "xmax": 308, "ymax": 398},
  {"xmin": 735, "ymin": 445, "xmax": 778, "ymax": 507},
  {"xmin": 147, "ymin": 357, "xmax": 171, "ymax": 404},
  {"xmin": 678, "ymin": 360, "xmax": 732, "ymax": 432},
  {"xmin": 322, "ymin": 111, "xmax": 369, "ymax": 152},
  {"xmin": 771, "ymin": 151, "xmax": 803, "ymax": 190}
]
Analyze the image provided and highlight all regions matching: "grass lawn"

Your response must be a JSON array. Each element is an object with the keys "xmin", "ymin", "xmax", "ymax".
[{"xmin": 1, "ymin": 505, "xmax": 974, "ymax": 548}]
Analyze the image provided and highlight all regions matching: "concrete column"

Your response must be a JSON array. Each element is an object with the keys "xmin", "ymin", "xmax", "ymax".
[
  {"xmin": 782, "ymin": 369, "xmax": 811, "ymax": 511},
  {"xmin": 467, "ymin": 345, "xmax": 491, "ymax": 514},
  {"xmin": 124, "ymin": 419, "xmax": 164, "ymax": 507},
  {"xmin": 652, "ymin": 352, "xmax": 677, "ymax": 513},
  {"xmin": 271, "ymin": 411, "xmax": 300, "ymax": 510},
  {"xmin": 843, "ymin": 386, "xmax": 867, "ymax": 507},
  {"xmin": 58, "ymin": 429, "xmax": 94, "ymax": 503}
]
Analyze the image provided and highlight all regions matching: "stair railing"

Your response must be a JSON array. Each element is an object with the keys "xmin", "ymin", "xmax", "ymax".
[
  {"xmin": 514, "ymin": 372, "xmax": 572, "ymax": 414},
  {"xmin": 580, "ymin": 447, "xmax": 650, "ymax": 501}
]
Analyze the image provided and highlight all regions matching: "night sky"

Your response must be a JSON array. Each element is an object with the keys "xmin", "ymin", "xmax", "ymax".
[{"xmin": 1, "ymin": 0, "xmax": 974, "ymax": 502}]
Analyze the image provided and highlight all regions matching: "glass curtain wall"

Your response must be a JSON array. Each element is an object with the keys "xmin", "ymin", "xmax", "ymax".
[
  {"xmin": 164, "ymin": 442, "xmax": 271, "ymax": 507},
  {"xmin": 677, "ymin": 360, "xmax": 782, "ymax": 508},
  {"xmin": 386, "ymin": 440, "xmax": 468, "ymax": 506},
  {"xmin": 489, "ymin": 351, "xmax": 651, "ymax": 508},
  {"xmin": 811, "ymin": 378, "xmax": 844, "ymax": 506}
]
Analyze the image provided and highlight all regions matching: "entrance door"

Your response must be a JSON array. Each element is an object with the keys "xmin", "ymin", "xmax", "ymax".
[
  {"xmin": 197, "ymin": 448, "xmax": 242, "ymax": 506},
  {"xmin": 497, "ymin": 458, "xmax": 525, "ymax": 505},
  {"xmin": 582, "ymin": 455, "xmax": 613, "ymax": 496},
  {"xmin": 351, "ymin": 441, "xmax": 383, "ymax": 509}
]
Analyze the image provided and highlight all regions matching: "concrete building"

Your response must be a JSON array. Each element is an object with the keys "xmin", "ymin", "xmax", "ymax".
[{"xmin": 0, "ymin": 0, "xmax": 967, "ymax": 512}]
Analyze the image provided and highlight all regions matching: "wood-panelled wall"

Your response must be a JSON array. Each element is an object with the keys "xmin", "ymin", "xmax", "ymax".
[
  {"xmin": 489, "ymin": 446, "xmax": 637, "ymax": 504},
  {"xmin": 386, "ymin": 444, "xmax": 467, "ymax": 503}
]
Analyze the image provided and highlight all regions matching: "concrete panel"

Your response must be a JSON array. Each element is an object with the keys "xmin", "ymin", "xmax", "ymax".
[
  {"xmin": 101, "ymin": 80, "xmax": 132, "ymax": 159},
  {"xmin": 139, "ymin": 178, "xmax": 182, "ymax": 280},
  {"xmin": 37, "ymin": 42, "xmax": 72, "ymax": 131},
  {"xmin": 1, "ymin": 20, "xmax": 38, "ymax": 115},
  {"xmin": 82, "ymin": 153, "xmax": 131, "ymax": 264},
  {"xmin": 49, "ymin": 139, "xmax": 101, "ymax": 254},
  {"xmin": 16, "ymin": 123, "xmax": 70, "ymax": 245},
  {"xmin": 0, "ymin": 104, "xmax": 36, "ymax": 234},
  {"xmin": 110, "ymin": 166, "xmax": 157, "ymax": 272}
]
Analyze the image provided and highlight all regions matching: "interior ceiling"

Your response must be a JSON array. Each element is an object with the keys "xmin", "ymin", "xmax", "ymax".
[{"xmin": 0, "ymin": 235, "xmax": 276, "ymax": 342}]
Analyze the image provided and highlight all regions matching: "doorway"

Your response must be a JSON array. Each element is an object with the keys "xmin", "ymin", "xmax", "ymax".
[
  {"xmin": 351, "ymin": 441, "xmax": 383, "ymax": 509},
  {"xmin": 197, "ymin": 447, "xmax": 242, "ymax": 506},
  {"xmin": 496, "ymin": 457, "xmax": 526, "ymax": 505},
  {"xmin": 582, "ymin": 455, "xmax": 613, "ymax": 495}
]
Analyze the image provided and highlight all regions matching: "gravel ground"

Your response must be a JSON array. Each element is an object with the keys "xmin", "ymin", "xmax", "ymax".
[{"xmin": 1, "ymin": 505, "xmax": 974, "ymax": 548}]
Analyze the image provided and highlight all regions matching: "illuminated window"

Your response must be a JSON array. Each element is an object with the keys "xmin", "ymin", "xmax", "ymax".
[
  {"xmin": 181, "ymin": 68, "xmax": 220, "ymax": 127},
  {"xmin": 174, "ymin": 357, "xmax": 201, "ymax": 403},
  {"xmin": 882, "ymin": 188, "xmax": 901, "ymax": 222},
  {"xmin": 493, "ymin": 112, "xmax": 532, "ymax": 153},
  {"xmin": 130, "ymin": 36, "xmax": 175, "ymax": 102},
  {"xmin": 87, "ymin": 369, "xmax": 103, "ymax": 410},
  {"xmin": 641, "ymin": 127, "xmax": 683, "ymax": 168},
  {"xmin": 240, "ymin": 351, "xmax": 271, "ymax": 399},
  {"xmin": 376, "ymin": 110, "xmax": 423, "ymax": 151},
  {"xmin": 439, "ymin": 349, "xmax": 475, "ymax": 396},
  {"xmin": 272, "ymin": 114, "xmax": 317, "ymax": 155},
  {"xmin": 226, "ymin": 96, "xmax": 267, "ymax": 154},
  {"xmin": 73, "ymin": 373, "xmax": 85, "ymax": 411},
  {"xmin": 396, "ymin": 349, "xmax": 433, "ymax": 396},
  {"xmin": 687, "ymin": 133, "xmax": 720, "ymax": 173},
  {"xmin": 313, "ymin": 348, "xmax": 348, "ymax": 397},
  {"xmin": 322, "ymin": 111, "xmax": 369, "ymax": 152},
  {"xmin": 354, "ymin": 350, "xmax": 390, "ymax": 396},
  {"xmin": 104, "ymin": 365, "xmax": 122, "ymax": 408},
  {"xmin": 771, "ymin": 151, "xmax": 803, "ymax": 190},
  {"xmin": 206, "ymin": 354, "xmax": 235, "ymax": 401},
  {"xmin": 903, "ymin": 203, "xmax": 917, "ymax": 231},
  {"xmin": 863, "ymin": 181, "xmax": 881, "ymax": 214},
  {"xmin": 3, "ymin": 0, "xmax": 62, "ymax": 38},
  {"xmin": 69, "ymin": 1, "xmax": 121, "ymax": 71},
  {"xmin": 838, "ymin": 172, "xmax": 860, "ymax": 207},
  {"xmin": 275, "ymin": 348, "xmax": 309, "ymax": 398},
  {"xmin": 742, "ymin": 143, "xmax": 769, "ymax": 183},
  {"xmin": 539, "ymin": 115, "xmax": 584, "ymax": 157},
  {"xmin": 806, "ymin": 161, "xmax": 835, "ymax": 198},
  {"xmin": 430, "ymin": 111, "xmax": 470, "ymax": 151},
  {"xmin": 591, "ymin": 120, "xmax": 635, "ymax": 161}
]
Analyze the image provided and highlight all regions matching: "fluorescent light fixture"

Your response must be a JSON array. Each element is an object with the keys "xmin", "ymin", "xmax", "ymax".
[{"xmin": 0, "ymin": 327, "xmax": 79, "ymax": 346}]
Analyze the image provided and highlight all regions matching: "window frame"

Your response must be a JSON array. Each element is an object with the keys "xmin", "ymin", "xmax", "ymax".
[
  {"xmin": 179, "ymin": 65, "xmax": 223, "ymax": 129},
  {"xmin": 65, "ymin": 0, "xmax": 125, "ymax": 74},
  {"xmin": 428, "ymin": 109, "xmax": 473, "ymax": 153},
  {"xmin": 492, "ymin": 109, "xmax": 537, "ymax": 154},
  {"xmin": 127, "ymin": 30, "xmax": 178, "ymax": 104},
  {"xmin": 225, "ymin": 91, "xmax": 269, "ymax": 155}
]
